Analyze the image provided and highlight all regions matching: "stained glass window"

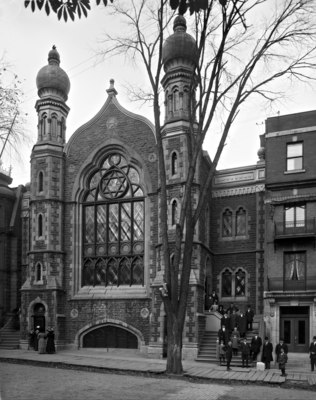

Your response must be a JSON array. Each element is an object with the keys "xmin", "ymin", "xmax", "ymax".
[
  {"xmin": 235, "ymin": 269, "xmax": 246, "ymax": 297},
  {"xmin": 222, "ymin": 209, "xmax": 233, "ymax": 237},
  {"xmin": 222, "ymin": 269, "xmax": 232, "ymax": 297},
  {"xmin": 236, "ymin": 207, "xmax": 246, "ymax": 236},
  {"xmin": 82, "ymin": 154, "xmax": 144, "ymax": 287}
]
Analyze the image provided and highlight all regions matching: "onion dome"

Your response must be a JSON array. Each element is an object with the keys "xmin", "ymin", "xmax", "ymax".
[
  {"xmin": 162, "ymin": 15, "xmax": 198, "ymax": 70},
  {"xmin": 36, "ymin": 46, "xmax": 70, "ymax": 101}
]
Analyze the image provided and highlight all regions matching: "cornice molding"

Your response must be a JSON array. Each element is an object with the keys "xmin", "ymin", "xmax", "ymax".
[{"xmin": 212, "ymin": 184, "xmax": 265, "ymax": 198}]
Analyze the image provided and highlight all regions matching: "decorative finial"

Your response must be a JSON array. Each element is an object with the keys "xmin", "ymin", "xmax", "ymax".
[
  {"xmin": 106, "ymin": 79, "xmax": 118, "ymax": 97},
  {"xmin": 48, "ymin": 45, "xmax": 60, "ymax": 65}
]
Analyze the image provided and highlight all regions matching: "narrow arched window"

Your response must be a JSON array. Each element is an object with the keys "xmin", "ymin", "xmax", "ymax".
[
  {"xmin": 51, "ymin": 114, "xmax": 58, "ymax": 137},
  {"xmin": 59, "ymin": 117, "xmax": 65, "ymax": 139},
  {"xmin": 235, "ymin": 269, "xmax": 246, "ymax": 297},
  {"xmin": 171, "ymin": 200, "xmax": 178, "ymax": 225},
  {"xmin": 171, "ymin": 152, "xmax": 178, "ymax": 176},
  {"xmin": 236, "ymin": 207, "xmax": 246, "ymax": 236},
  {"xmin": 222, "ymin": 269, "xmax": 232, "ymax": 297},
  {"xmin": 222, "ymin": 209, "xmax": 233, "ymax": 237},
  {"xmin": 173, "ymin": 89, "xmax": 179, "ymax": 112},
  {"xmin": 41, "ymin": 114, "xmax": 47, "ymax": 136},
  {"xmin": 38, "ymin": 171, "xmax": 44, "ymax": 193},
  {"xmin": 38, "ymin": 214, "xmax": 43, "ymax": 237},
  {"xmin": 36, "ymin": 263, "xmax": 42, "ymax": 282}
]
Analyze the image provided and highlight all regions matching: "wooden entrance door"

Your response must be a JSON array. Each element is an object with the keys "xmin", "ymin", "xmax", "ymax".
[{"xmin": 280, "ymin": 307, "xmax": 309, "ymax": 352}]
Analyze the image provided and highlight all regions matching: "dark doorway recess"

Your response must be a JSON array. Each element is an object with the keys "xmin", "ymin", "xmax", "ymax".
[
  {"xmin": 280, "ymin": 306, "xmax": 309, "ymax": 352},
  {"xmin": 83, "ymin": 325, "xmax": 138, "ymax": 349}
]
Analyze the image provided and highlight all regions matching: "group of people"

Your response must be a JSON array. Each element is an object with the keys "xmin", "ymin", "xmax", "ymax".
[
  {"xmin": 29, "ymin": 326, "xmax": 55, "ymax": 354},
  {"xmin": 217, "ymin": 334, "xmax": 289, "ymax": 375}
]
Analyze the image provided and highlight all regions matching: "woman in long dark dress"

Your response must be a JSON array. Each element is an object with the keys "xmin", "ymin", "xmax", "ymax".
[
  {"xmin": 37, "ymin": 331, "xmax": 47, "ymax": 354},
  {"xmin": 46, "ymin": 328, "xmax": 56, "ymax": 354}
]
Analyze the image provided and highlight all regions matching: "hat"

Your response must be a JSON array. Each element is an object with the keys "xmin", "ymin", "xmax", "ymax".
[{"xmin": 280, "ymin": 338, "xmax": 284, "ymax": 341}]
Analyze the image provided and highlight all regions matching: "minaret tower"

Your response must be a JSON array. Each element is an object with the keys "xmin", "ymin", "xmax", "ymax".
[
  {"xmin": 21, "ymin": 46, "xmax": 70, "ymax": 341},
  {"xmin": 149, "ymin": 16, "xmax": 203, "ymax": 358}
]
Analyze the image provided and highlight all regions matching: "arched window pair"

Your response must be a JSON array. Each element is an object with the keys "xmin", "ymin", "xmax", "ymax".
[
  {"xmin": 222, "ymin": 207, "xmax": 247, "ymax": 238},
  {"xmin": 82, "ymin": 153, "xmax": 145, "ymax": 287},
  {"xmin": 221, "ymin": 268, "xmax": 246, "ymax": 298}
]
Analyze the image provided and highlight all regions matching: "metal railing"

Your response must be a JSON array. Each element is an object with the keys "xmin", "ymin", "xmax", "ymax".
[
  {"xmin": 274, "ymin": 218, "xmax": 316, "ymax": 238},
  {"xmin": 267, "ymin": 276, "xmax": 316, "ymax": 291}
]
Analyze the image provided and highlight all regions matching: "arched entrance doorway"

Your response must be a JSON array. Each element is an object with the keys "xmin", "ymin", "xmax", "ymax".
[
  {"xmin": 32, "ymin": 303, "xmax": 46, "ymax": 331},
  {"xmin": 82, "ymin": 325, "xmax": 138, "ymax": 349}
]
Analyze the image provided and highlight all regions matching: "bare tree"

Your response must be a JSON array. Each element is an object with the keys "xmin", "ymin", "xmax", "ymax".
[
  {"xmin": 96, "ymin": 0, "xmax": 316, "ymax": 374},
  {"xmin": 24, "ymin": 0, "xmax": 316, "ymax": 374},
  {"xmin": 0, "ymin": 57, "xmax": 28, "ymax": 168}
]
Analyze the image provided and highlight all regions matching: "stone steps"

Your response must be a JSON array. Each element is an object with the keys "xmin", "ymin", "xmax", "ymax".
[{"xmin": 0, "ymin": 327, "xmax": 20, "ymax": 349}]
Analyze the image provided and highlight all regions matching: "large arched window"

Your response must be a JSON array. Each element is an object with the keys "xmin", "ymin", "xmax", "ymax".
[{"xmin": 82, "ymin": 153, "xmax": 144, "ymax": 287}]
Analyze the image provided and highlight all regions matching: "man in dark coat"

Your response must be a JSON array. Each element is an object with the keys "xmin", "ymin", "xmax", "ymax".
[
  {"xmin": 218, "ymin": 326, "xmax": 229, "ymax": 345},
  {"xmin": 309, "ymin": 335, "xmax": 316, "ymax": 372},
  {"xmin": 225, "ymin": 340, "xmax": 233, "ymax": 371},
  {"xmin": 229, "ymin": 309, "xmax": 238, "ymax": 332},
  {"xmin": 261, "ymin": 336, "xmax": 273, "ymax": 369},
  {"xmin": 250, "ymin": 334, "xmax": 262, "ymax": 362},
  {"xmin": 275, "ymin": 338, "xmax": 288, "ymax": 362},
  {"xmin": 237, "ymin": 312, "xmax": 247, "ymax": 338},
  {"xmin": 245, "ymin": 305, "xmax": 254, "ymax": 331},
  {"xmin": 220, "ymin": 313, "xmax": 231, "ymax": 333},
  {"xmin": 240, "ymin": 338, "xmax": 251, "ymax": 368}
]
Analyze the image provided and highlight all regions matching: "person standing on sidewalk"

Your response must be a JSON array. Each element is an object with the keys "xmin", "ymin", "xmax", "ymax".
[
  {"xmin": 240, "ymin": 337, "xmax": 251, "ymax": 368},
  {"xmin": 37, "ymin": 329, "xmax": 47, "ymax": 354},
  {"xmin": 230, "ymin": 327, "xmax": 240, "ymax": 356},
  {"xmin": 250, "ymin": 334, "xmax": 262, "ymax": 363},
  {"xmin": 46, "ymin": 328, "xmax": 56, "ymax": 354},
  {"xmin": 261, "ymin": 336, "xmax": 273, "ymax": 369},
  {"xmin": 278, "ymin": 348, "xmax": 288, "ymax": 377},
  {"xmin": 226, "ymin": 340, "xmax": 233, "ymax": 371},
  {"xmin": 275, "ymin": 338, "xmax": 288, "ymax": 363},
  {"xmin": 309, "ymin": 335, "xmax": 316, "ymax": 372}
]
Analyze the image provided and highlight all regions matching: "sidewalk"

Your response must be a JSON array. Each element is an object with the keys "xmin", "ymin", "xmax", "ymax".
[{"xmin": 0, "ymin": 348, "xmax": 315, "ymax": 388}]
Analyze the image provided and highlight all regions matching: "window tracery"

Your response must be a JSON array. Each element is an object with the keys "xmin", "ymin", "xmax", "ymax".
[{"xmin": 82, "ymin": 153, "xmax": 144, "ymax": 287}]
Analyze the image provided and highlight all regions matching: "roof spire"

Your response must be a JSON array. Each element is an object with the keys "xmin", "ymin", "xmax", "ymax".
[{"xmin": 106, "ymin": 79, "xmax": 118, "ymax": 97}]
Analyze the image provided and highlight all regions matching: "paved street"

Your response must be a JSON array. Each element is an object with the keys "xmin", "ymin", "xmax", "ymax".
[{"xmin": 1, "ymin": 362, "xmax": 316, "ymax": 400}]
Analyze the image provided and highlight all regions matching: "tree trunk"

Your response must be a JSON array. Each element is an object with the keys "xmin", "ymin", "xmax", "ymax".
[{"xmin": 165, "ymin": 314, "xmax": 183, "ymax": 374}]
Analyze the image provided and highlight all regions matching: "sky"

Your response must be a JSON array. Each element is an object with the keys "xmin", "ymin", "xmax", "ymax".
[{"xmin": 0, "ymin": 1, "xmax": 315, "ymax": 187}]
